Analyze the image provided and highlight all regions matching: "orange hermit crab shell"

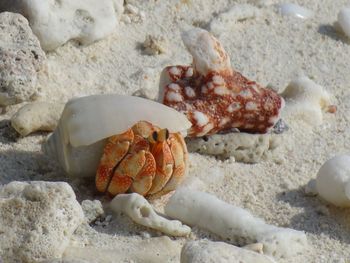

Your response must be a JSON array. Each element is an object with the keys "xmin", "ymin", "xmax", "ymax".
[{"xmin": 95, "ymin": 121, "xmax": 188, "ymax": 198}]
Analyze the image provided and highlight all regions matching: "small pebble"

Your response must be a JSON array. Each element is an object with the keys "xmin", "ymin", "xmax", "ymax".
[
  {"xmin": 140, "ymin": 231, "xmax": 152, "ymax": 239},
  {"xmin": 272, "ymin": 119, "xmax": 289, "ymax": 134},
  {"xmin": 315, "ymin": 205, "xmax": 330, "ymax": 216},
  {"xmin": 326, "ymin": 105, "xmax": 337, "ymax": 114},
  {"xmin": 142, "ymin": 35, "xmax": 168, "ymax": 55},
  {"xmin": 125, "ymin": 4, "xmax": 139, "ymax": 15},
  {"xmin": 304, "ymin": 179, "xmax": 318, "ymax": 196},
  {"xmin": 277, "ymin": 3, "xmax": 314, "ymax": 19},
  {"xmin": 243, "ymin": 243, "xmax": 264, "ymax": 254},
  {"xmin": 338, "ymin": 8, "xmax": 350, "ymax": 39},
  {"xmin": 105, "ymin": 214, "xmax": 113, "ymax": 222}
]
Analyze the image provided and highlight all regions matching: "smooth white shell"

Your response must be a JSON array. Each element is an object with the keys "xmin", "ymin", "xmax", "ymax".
[
  {"xmin": 316, "ymin": 155, "xmax": 350, "ymax": 207},
  {"xmin": 277, "ymin": 3, "xmax": 314, "ymax": 19},
  {"xmin": 338, "ymin": 7, "xmax": 350, "ymax": 38},
  {"xmin": 43, "ymin": 94, "xmax": 192, "ymax": 177}
]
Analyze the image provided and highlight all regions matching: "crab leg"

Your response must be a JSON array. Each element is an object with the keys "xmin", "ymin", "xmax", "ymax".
[
  {"xmin": 148, "ymin": 133, "xmax": 187, "ymax": 198},
  {"xmin": 130, "ymin": 151, "xmax": 156, "ymax": 195},
  {"xmin": 95, "ymin": 129, "xmax": 134, "ymax": 193},
  {"xmin": 107, "ymin": 150, "xmax": 146, "ymax": 196},
  {"xmin": 147, "ymin": 141, "xmax": 174, "ymax": 195}
]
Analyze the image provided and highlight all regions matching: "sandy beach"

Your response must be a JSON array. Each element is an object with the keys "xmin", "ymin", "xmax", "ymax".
[{"xmin": 1, "ymin": 0, "xmax": 350, "ymax": 262}]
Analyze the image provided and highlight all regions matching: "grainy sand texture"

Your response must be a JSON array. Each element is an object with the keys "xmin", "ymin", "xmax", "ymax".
[{"xmin": 1, "ymin": 0, "xmax": 350, "ymax": 262}]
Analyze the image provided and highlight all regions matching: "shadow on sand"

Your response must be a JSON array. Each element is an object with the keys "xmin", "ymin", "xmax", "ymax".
[
  {"xmin": 277, "ymin": 187, "xmax": 350, "ymax": 244},
  {"xmin": 318, "ymin": 23, "xmax": 350, "ymax": 44}
]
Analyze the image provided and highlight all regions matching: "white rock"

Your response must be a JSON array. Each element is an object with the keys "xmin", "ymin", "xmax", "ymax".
[
  {"xmin": 132, "ymin": 67, "xmax": 162, "ymax": 100},
  {"xmin": 142, "ymin": 35, "xmax": 168, "ymax": 55},
  {"xmin": 0, "ymin": 0, "xmax": 124, "ymax": 51},
  {"xmin": 209, "ymin": 4, "xmax": 261, "ymax": 35},
  {"xmin": 181, "ymin": 28, "xmax": 232, "ymax": 76},
  {"xmin": 63, "ymin": 236, "xmax": 181, "ymax": 262},
  {"xmin": 0, "ymin": 12, "xmax": 45, "ymax": 106},
  {"xmin": 0, "ymin": 181, "xmax": 84, "ymax": 263},
  {"xmin": 316, "ymin": 155, "xmax": 350, "ymax": 207},
  {"xmin": 243, "ymin": 242, "xmax": 264, "ymax": 254},
  {"xmin": 81, "ymin": 199, "xmax": 104, "ymax": 223},
  {"xmin": 281, "ymin": 76, "xmax": 331, "ymax": 126},
  {"xmin": 304, "ymin": 179, "xmax": 318, "ymax": 196},
  {"xmin": 110, "ymin": 193, "xmax": 191, "ymax": 236},
  {"xmin": 181, "ymin": 240, "xmax": 276, "ymax": 263},
  {"xmin": 277, "ymin": 3, "xmax": 314, "ymax": 19},
  {"xmin": 338, "ymin": 7, "xmax": 350, "ymax": 39},
  {"xmin": 124, "ymin": 3, "xmax": 146, "ymax": 23},
  {"xmin": 165, "ymin": 189, "xmax": 307, "ymax": 259},
  {"xmin": 11, "ymin": 102, "xmax": 64, "ymax": 136},
  {"xmin": 43, "ymin": 94, "xmax": 191, "ymax": 177},
  {"xmin": 186, "ymin": 132, "xmax": 281, "ymax": 163}
]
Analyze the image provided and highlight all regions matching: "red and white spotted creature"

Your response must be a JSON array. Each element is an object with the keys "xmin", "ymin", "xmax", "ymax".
[{"xmin": 159, "ymin": 28, "xmax": 285, "ymax": 137}]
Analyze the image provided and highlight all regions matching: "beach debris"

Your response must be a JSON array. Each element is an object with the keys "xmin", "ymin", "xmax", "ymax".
[
  {"xmin": 186, "ymin": 132, "xmax": 282, "ymax": 163},
  {"xmin": 0, "ymin": 0, "xmax": 124, "ymax": 51},
  {"xmin": 181, "ymin": 240, "xmax": 276, "ymax": 263},
  {"xmin": 248, "ymin": 0, "xmax": 274, "ymax": 7},
  {"xmin": 304, "ymin": 179, "xmax": 318, "ymax": 196},
  {"xmin": 316, "ymin": 155, "xmax": 350, "ymax": 207},
  {"xmin": 122, "ymin": 3, "xmax": 146, "ymax": 24},
  {"xmin": 159, "ymin": 28, "xmax": 285, "ymax": 137},
  {"xmin": 11, "ymin": 102, "xmax": 64, "ymax": 136},
  {"xmin": 0, "ymin": 12, "xmax": 45, "ymax": 106},
  {"xmin": 81, "ymin": 199, "xmax": 104, "ymax": 224},
  {"xmin": 63, "ymin": 236, "xmax": 182, "ymax": 262},
  {"xmin": 142, "ymin": 35, "xmax": 168, "ymax": 55},
  {"xmin": 165, "ymin": 189, "xmax": 308, "ymax": 259},
  {"xmin": 131, "ymin": 67, "xmax": 161, "ymax": 100},
  {"xmin": 96, "ymin": 120, "xmax": 188, "ymax": 198},
  {"xmin": 110, "ymin": 193, "xmax": 191, "ymax": 236},
  {"xmin": 0, "ymin": 181, "xmax": 84, "ymax": 263},
  {"xmin": 209, "ymin": 4, "xmax": 261, "ymax": 35},
  {"xmin": 281, "ymin": 76, "xmax": 334, "ymax": 126},
  {"xmin": 43, "ymin": 94, "xmax": 191, "ymax": 177},
  {"xmin": 338, "ymin": 7, "xmax": 350, "ymax": 39},
  {"xmin": 243, "ymin": 242, "xmax": 264, "ymax": 254},
  {"xmin": 276, "ymin": 3, "xmax": 314, "ymax": 19}
]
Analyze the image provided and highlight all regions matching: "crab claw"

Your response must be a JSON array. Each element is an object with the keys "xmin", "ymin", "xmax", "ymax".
[{"xmin": 160, "ymin": 28, "xmax": 284, "ymax": 137}]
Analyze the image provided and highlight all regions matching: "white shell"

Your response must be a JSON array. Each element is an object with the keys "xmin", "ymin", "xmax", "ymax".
[
  {"xmin": 277, "ymin": 3, "xmax": 314, "ymax": 19},
  {"xmin": 316, "ymin": 155, "xmax": 350, "ymax": 207},
  {"xmin": 43, "ymin": 94, "xmax": 192, "ymax": 177},
  {"xmin": 338, "ymin": 7, "xmax": 350, "ymax": 39}
]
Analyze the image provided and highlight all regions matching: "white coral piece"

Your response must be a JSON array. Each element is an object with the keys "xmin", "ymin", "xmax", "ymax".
[
  {"xmin": 165, "ymin": 189, "xmax": 307, "ymax": 259},
  {"xmin": 11, "ymin": 102, "xmax": 64, "ymax": 136},
  {"xmin": 281, "ymin": 76, "xmax": 331, "ymax": 126},
  {"xmin": 181, "ymin": 28, "xmax": 232, "ymax": 76},
  {"xmin": 110, "ymin": 193, "xmax": 191, "ymax": 236}
]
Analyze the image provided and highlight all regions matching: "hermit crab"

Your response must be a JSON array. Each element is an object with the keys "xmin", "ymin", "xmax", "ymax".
[
  {"xmin": 159, "ymin": 28, "xmax": 285, "ymax": 137},
  {"xmin": 96, "ymin": 120, "xmax": 188, "ymax": 198},
  {"xmin": 44, "ymin": 95, "xmax": 191, "ymax": 197}
]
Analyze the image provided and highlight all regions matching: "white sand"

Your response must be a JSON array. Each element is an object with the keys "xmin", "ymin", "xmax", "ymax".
[{"xmin": 1, "ymin": 0, "xmax": 350, "ymax": 262}]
